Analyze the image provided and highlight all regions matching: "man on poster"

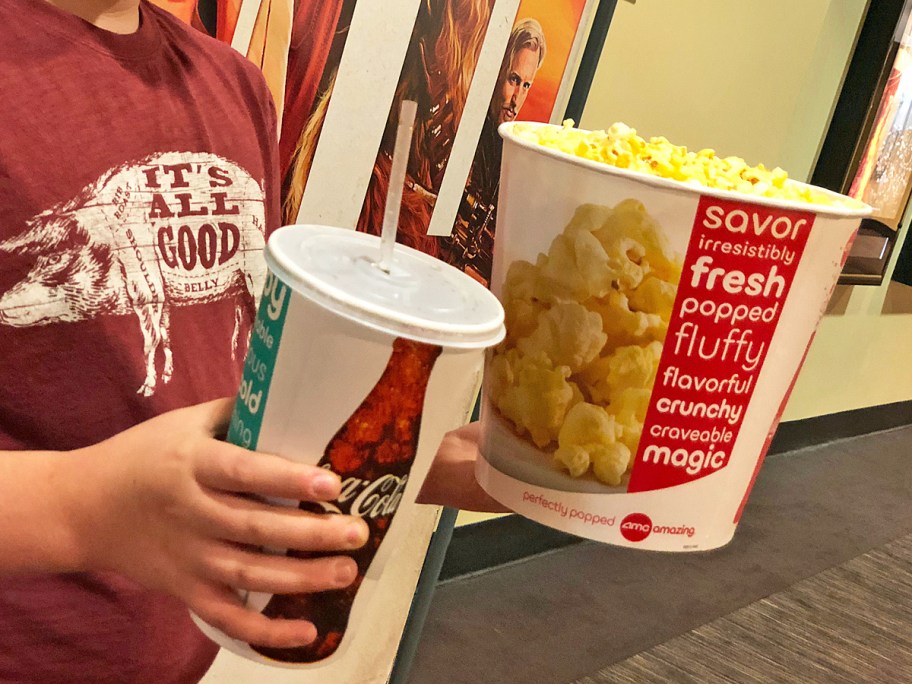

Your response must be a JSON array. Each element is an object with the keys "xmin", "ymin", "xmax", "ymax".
[{"xmin": 444, "ymin": 18, "xmax": 546, "ymax": 283}]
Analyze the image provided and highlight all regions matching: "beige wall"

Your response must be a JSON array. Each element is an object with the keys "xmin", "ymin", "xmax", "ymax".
[
  {"xmin": 783, "ymin": 226, "xmax": 912, "ymax": 421},
  {"xmin": 581, "ymin": 0, "xmax": 840, "ymax": 175}
]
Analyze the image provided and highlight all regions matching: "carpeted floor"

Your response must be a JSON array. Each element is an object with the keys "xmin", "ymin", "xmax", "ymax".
[
  {"xmin": 406, "ymin": 426, "xmax": 912, "ymax": 684},
  {"xmin": 575, "ymin": 533, "xmax": 912, "ymax": 683}
]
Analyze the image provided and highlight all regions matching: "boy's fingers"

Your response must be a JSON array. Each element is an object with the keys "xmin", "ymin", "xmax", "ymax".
[
  {"xmin": 200, "ymin": 547, "xmax": 359, "ymax": 595},
  {"xmin": 189, "ymin": 583, "xmax": 319, "ymax": 649},
  {"xmin": 195, "ymin": 442, "xmax": 342, "ymax": 502},
  {"xmin": 197, "ymin": 491, "xmax": 368, "ymax": 552}
]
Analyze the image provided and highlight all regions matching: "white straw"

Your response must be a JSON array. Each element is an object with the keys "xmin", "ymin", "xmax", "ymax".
[{"xmin": 378, "ymin": 99, "xmax": 418, "ymax": 272}]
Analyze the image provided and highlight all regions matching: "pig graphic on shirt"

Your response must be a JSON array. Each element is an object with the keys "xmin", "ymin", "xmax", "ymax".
[{"xmin": 0, "ymin": 152, "xmax": 267, "ymax": 396}]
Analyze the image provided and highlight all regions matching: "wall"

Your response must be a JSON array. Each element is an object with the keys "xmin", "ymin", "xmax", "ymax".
[
  {"xmin": 783, "ymin": 225, "xmax": 912, "ymax": 421},
  {"xmin": 582, "ymin": 0, "xmax": 839, "ymax": 175}
]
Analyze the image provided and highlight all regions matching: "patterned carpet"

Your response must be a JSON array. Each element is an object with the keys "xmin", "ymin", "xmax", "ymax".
[
  {"xmin": 575, "ymin": 534, "xmax": 912, "ymax": 683},
  {"xmin": 407, "ymin": 427, "xmax": 912, "ymax": 684}
]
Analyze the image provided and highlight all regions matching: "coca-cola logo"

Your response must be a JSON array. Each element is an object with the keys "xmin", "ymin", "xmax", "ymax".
[
  {"xmin": 322, "ymin": 465, "xmax": 409, "ymax": 520},
  {"xmin": 620, "ymin": 513, "xmax": 653, "ymax": 542}
]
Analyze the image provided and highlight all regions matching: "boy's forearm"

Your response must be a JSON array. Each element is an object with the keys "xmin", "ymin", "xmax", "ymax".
[{"xmin": 0, "ymin": 449, "xmax": 95, "ymax": 575}]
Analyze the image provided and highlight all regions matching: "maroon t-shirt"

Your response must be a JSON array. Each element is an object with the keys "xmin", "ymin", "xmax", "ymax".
[{"xmin": 0, "ymin": 1, "xmax": 279, "ymax": 681}]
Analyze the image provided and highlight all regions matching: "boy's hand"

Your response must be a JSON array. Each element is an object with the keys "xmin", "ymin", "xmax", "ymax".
[
  {"xmin": 417, "ymin": 422, "xmax": 511, "ymax": 513},
  {"xmin": 76, "ymin": 398, "xmax": 368, "ymax": 649}
]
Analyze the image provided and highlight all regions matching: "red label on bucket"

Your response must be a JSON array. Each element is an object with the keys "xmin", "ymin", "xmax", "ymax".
[{"xmin": 627, "ymin": 197, "xmax": 814, "ymax": 493}]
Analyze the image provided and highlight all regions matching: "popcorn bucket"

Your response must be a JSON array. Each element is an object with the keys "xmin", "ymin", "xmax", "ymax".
[{"xmin": 475, "ymin": 122, "xmax": 871, "ymax": 552}]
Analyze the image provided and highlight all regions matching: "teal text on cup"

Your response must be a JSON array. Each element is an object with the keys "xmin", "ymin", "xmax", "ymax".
[{"xmin": 228, "ymin": 271, "xmax": 290, "ymax": 450}]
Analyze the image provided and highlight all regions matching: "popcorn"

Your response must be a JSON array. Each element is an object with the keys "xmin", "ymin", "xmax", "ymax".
[
  {"xmin": 489, "ymin": 199, "xmax": 682, "ymax": 485},
  {"xmin": 534, "ymin": 230, "xmax": 619, "ymax": 301},
  {"xmin": 612, "ymin": 388, "xmax": 651, "ymax": 453},
  {"xmin": 591, "ymin": 199, "xmax": 678, "ymax": 283},
  {"xmin": 554, "ymin": 403, "xmax": 625, "ymax": 483},
  {"xmin": 553, "ymin": 445, "xmax": 591, "ymax": 478},
  {"xmin": 591, "ymin": 443, "xmax": 632, "ymax": 487},
  {"xmin": 587, "ymin": 289, "xmax": 666, "ymax": 349},
  {"xmin": 514, "ymin": 121, "xmax": 863, "ymax": 208},
  {"xmin": 604, "ymin": 343, "xmax": 663, "ymax": 406},
  {"xmin": 493, "ymin": 350, "xmax": 583, "ymax": 448},
  {"xmin": 629, "ymin": 276, "xmax": 677, "ymax": 323},
  {"xmin": 517, "ymin": 301, "xmax": 607, "ymax": 373},
  {"xmin": 558, "ymin": 402, "xmax": 620, "ymax": 448}
]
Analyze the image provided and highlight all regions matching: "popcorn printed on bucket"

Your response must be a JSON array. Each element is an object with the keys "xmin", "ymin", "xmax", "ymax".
[
  {"xmin": 513, "ymin": 121, "xmax": 863, "ymax": 208},
  {"xmin": 488, "ymin": 199, "xmax": 681, "ymax": 485}
]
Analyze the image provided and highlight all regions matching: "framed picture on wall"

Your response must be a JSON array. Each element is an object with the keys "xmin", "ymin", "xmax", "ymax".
[
  {"xmin": 814, "ymin": 0, "xmax": 912, "ymax": 286},
  {"xmin": 153, "ymin": 0, "xmax": 609, "ymax": 289},
  {"xmin": 431, "ymin": 1, "xmax": 599, "ymax": 286},
  {"xmin": 840, "ymin": 3, "xmax": 912, "ymax": 285},
  {"xmin": 849, "ymin": 12, "xmax": 912, "ymax": 231}
]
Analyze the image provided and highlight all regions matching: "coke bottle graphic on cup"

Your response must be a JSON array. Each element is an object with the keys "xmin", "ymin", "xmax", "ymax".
[{"xmin": 252, "ymin": 337, "xmax": 442, "ymax": 663}]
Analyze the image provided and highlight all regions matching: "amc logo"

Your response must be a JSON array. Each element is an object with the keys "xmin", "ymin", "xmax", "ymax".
[{"xmin": 620, "ymin": 513, "xmax": 653, "ymax": 542}]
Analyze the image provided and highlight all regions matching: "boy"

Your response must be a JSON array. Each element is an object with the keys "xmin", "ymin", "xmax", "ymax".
[{"xmin": 0, "ymin": 1, "xmax": 501, "ymax": 681}]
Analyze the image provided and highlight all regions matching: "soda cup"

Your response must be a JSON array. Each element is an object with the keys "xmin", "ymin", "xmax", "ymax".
[
  {"xmin": 194, "ymin": 224, "xmax": 504, "ymax": 667},
  {"xmin": 475, "ymin": 122, "xmax": 870, "ymax": 552}
]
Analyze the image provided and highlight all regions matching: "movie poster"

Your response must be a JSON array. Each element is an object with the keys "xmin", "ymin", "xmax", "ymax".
[
  {"xmin": 849, "ymin": 10, "xmax": 912, "ymax": 229},
  {"xmin": 351, "ymin": 0, "xmax": 593, "ymax": 276},
  {"xmin": 286, "ymin": 1, "xmax": 597, "ymax": 261},
  {"xmin": 440, "ymin": 0, "xmax": 591, "ymax": 286},
  {"xmin": 353, "ymin": 0, "xmax": 498, "ymax": 257},
  {"xmin": 280, "ymin": 0, "xmax": 360, "ymax": 223}
]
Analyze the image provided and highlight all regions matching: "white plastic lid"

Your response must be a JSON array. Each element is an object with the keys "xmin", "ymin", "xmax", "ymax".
[{"xmin": 266, "ymin": 225, "xmax": 506, "ymax": 349}]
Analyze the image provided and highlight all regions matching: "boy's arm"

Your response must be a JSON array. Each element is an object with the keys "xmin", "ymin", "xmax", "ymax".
[
  {"xmin": 0, "ymin": 448, "xmax": 94, "ymax": 575},
  {"xmin": 0, "ymin": 399, "xmax": 369, "ymax": 649}
]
